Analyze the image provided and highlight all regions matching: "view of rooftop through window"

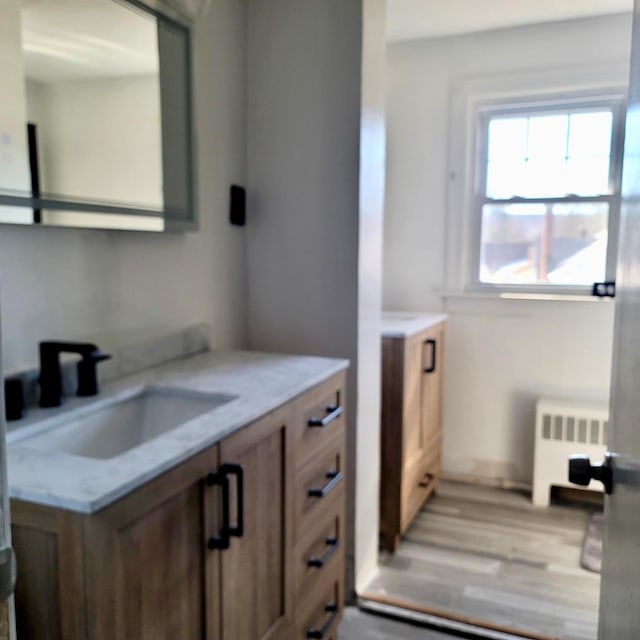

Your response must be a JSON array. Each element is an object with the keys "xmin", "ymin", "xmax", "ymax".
[{"xmin": 478, "ymin": 106, "xmax": 617, "ymax": 287}]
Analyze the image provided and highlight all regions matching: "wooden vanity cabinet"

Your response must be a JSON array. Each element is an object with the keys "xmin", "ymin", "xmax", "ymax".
[
  {"xmin": 10, "ymin": 372, "xmax": 346, "ymax": 640},
  {"xmin": 380, "ymin": 321, "xmax": 445, "ymax": 552}
]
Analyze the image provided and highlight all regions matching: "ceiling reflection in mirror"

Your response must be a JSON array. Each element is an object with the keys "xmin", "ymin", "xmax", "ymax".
[{"xmin": 0, "ymin": 0, "xmax": 194, "ymax": 231}]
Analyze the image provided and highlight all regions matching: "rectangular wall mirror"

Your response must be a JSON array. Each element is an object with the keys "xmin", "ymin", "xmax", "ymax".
[{"xmin": 0, "ymin": 0, "xmax": 196, "ymax": 232}]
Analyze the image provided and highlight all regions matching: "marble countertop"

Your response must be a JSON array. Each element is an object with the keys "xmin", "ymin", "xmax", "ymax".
[
  {"xmin": 7, "ymin": 349, "xmax": 348, "ymax": 514},
  {"xmin": 381, "ymin": 312, "xmax": 447, "ymax": 338}
]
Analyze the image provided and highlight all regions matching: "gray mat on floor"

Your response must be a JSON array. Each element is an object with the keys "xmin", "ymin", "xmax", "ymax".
[{"xmin": 581, "ymin": 512, "xmax": 603, "ymax": 573}]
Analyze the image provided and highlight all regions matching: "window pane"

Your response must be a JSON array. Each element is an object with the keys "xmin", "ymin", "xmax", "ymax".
[
  {"xmin": 568, "ymin": 112, "xmax": 613, "ymax": 158},
  {"xmin": 488, "ymin": 118, "xmax": 527, "ymax": 161},
  {"xmin": 522, "ymin": 159, "xmax": 567, "ymax": 198},
  {"xmin": 486, "ymin": 160, "xmax": 527, "ymax": 199},
  {"xmin": 479, "ymin": 202, "xmax": 609, "ymax": 285},
  {"xmin": 567, "ymin": 156, "xmax": 611, "ymax": 195},
  {"xmin": 527, "ymin": 114, "xmax": 568, "ymax": 161}
]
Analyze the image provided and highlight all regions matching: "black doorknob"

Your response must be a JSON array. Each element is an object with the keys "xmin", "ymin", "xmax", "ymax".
[{"xmin": 568, "ymin": 454, "xmax": 614, "ymax": 495}]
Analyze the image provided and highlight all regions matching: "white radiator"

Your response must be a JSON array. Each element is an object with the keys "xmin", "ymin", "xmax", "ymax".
[{"xmin": 532, "ymin": 397, "xmax": 609, "ymax": 506}]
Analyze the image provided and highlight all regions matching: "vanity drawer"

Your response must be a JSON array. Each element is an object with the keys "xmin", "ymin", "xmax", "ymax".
[
  {"xmin": 294, "ymin": 439, "xmax": 346, "ymax": 541},
  {"xmin": 295, "ymin": 508, "xmax": 344, "ymax": 593},
  {"xmin": 294, "ymin": 374, "xmax": 346, "ymax": 468},
  {"xmin": 296, "ymin": 573, "xmax": 343, "ymax": 640}
]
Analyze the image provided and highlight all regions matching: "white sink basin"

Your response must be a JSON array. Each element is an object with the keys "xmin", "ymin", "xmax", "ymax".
[{"xmin": 20, "ymin": 387, "xmax": 235, "ymax": 460}]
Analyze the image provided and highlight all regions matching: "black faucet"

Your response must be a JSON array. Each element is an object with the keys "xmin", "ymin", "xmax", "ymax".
[{"xmin": 38, "ymin": 341, "xmax": 112, "ymax": 408}]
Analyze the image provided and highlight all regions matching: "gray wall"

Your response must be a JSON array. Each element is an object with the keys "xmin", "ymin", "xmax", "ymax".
[{"xmin": 246, "ymin": 0, "xmax": 386, "ymax": 591}]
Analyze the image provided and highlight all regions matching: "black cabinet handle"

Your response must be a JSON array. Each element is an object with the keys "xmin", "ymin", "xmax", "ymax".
[
  {"xmin": 306, "ymin": 604, "xmax": 339, "ymax": 639},
  {"xmin": 221, "ymin": 463, "xmax": 244, "ymax": 538},
  {"xmin": 418, "ymin": 472, "xmax": 434, "ymax": 488},
  {"xmin": 424, "ymin": 339, "xmax": 437, "ymax": 373},
  {"xmin": 307, "ymin": 538, "xmax": 340, "ymax": 568},
  {"xmin": 308, "ymin": 405, "xmax": 343, "ymax": 427},
  {"xmin": 206, "ymin": 471, "xmax": 230, "ymax": 550},
  {"xmin": 206, "ymin": 464, "xmax": 244, "ymax": 550},
  {"xmin": 308, "ymin": 471, "xmax": 343, "ymax": 498}
]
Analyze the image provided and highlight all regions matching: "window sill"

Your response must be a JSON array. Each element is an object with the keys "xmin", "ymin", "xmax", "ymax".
[{"xmin": 438, "ymin": 290, "xmax": 614, "ymax": 303}]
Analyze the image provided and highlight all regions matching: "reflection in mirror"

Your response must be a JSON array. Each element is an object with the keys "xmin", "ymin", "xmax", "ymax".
[
  {"xmin": 23, "ymin": 0, "xmax": 163, "ymax": 208},
  {"xmin": 0, "ymin": 0, "xmax": 32, "ymax": 221},
  {"xmin": 0, "ymin": 0, "xmax": 194, "ymax": 231}
]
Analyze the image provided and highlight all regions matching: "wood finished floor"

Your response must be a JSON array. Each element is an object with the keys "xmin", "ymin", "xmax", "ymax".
[{"xmin": 363, "ymin": 482, "xmax": 601, "ymax": 640}]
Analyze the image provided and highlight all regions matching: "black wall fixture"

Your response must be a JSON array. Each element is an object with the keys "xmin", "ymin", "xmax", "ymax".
[{"xmin": 230, "ymin": 184, "xmax": 246, "ymax": 226}]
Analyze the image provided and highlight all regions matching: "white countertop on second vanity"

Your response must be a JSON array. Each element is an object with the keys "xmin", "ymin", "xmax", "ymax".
[
  {"xmin": 7, "ymin": 350, "xmax": 348, "ymax": 514},
  {"xmin": 381, "ymin": 312, "xmax": 447, "ymax": 338}
]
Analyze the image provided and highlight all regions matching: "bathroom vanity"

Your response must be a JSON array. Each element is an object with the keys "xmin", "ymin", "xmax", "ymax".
[
  {"xmin": 379, "ymin": 313, "xmax": 446, "ymax": 552},
  {"xmin": 7, "ymin": 349, "xmax": 347, "ymax": 640}
]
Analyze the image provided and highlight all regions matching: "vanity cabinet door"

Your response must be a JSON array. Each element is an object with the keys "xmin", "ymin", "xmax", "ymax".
[
  {"xmin": 84, "ymin": 443, "xmax": 221, "ymax": 640},
  {"xmin": 419, "ymin": 323, "xmax": 444, "ymax": 486},
  {"xmin": 218, "ymin": 404, "xmax": 293, "ymax": 640},
  {"xmin": 401, "ymin": 335, "xmax": 428, "ymax": 484}
]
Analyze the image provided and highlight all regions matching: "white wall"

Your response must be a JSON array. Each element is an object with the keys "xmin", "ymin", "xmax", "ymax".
[
  {"xmin": 0, "ymin": 0, "xmax": 248, "ymax": 375},
  {"xmin": 246, "ymin": 0, "xmax": 386, "ymax": 592},
  {"xmin": 26, "ymin": 76, "xmax": 163, "ymax": 208},
  {"xmin": 356, "ymin": 0, "xmax": 386, "ymax": 591},
  {"xmin": 384, "ymin": 14, "xmax": 632, "ymax": 484}
]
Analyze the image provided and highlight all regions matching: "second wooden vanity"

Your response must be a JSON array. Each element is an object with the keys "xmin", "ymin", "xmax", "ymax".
[
  {"xmin": 379, "ymin": 313, "xmax": 446, "ymax": 552},
  {"xmin": 8, "ymin": 352, "xmax": 347, "ymax": 640}
]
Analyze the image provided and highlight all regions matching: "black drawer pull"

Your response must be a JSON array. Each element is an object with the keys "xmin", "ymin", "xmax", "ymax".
[
  {"xmin": 206, "ymin": 471, "xmax": 230, "ymax": 550},
  {"xmin": 306, "ymin": 604, "xmax": 339, "ymax": 639},
  {"xmin": 308, "ymin": 471, "xmax": 343, "ymax": 498},
  {"xmin": 221, "ymin": 463, "xmax": 244, "ymax": 538},
  {"xmin": 307, "ymin": 537, "xmax": 340, "ymax": 568},
  {"xmin": 308, "ymin": 405, "xmax": 343, "ymax": 427},
  {"xmin": 424, "ymin": 338, "xmax": 437, "ymax": 373},
  {"xmin": 418, "ymin": 473, "xmax": 434, "ymax": 488}
]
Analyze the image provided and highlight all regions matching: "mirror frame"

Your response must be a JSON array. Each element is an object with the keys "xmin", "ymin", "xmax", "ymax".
[{"xmin": 0, "ymin": 0, "xmax": 198, "ymax": 233}]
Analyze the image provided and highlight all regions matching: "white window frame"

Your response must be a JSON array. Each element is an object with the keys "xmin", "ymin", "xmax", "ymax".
[
  {"xmin": 471, "ymin": 94, "xmax": 626, "ymax": 295},
  {"xmin": 445, "ymin": 64, "xmax": 629, "ymax": 299}
]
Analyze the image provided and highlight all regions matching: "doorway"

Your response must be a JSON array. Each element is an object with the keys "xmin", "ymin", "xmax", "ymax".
[{"xmin": 362, "ymin": 2, "xmax": 634, "ymax": 638}]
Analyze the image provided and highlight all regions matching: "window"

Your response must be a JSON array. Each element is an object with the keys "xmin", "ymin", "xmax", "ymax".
[{"xmin": 474, "ymin": 96, "xmax": 625, "ymax": 292}]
